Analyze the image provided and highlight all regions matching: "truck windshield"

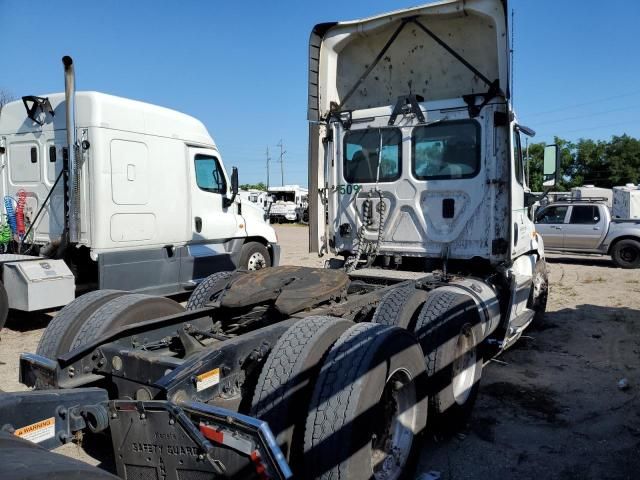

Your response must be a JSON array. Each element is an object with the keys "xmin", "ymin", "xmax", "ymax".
[
  {"xmin": 343, "ymin": 128, "xmax": 402, "ymax": 183},
  {"xmin": 272, "ymin": 192, "xmax": 295, "ymax": 202},
  {"xmin": 412, "ymin": 120, "xmax": 480, "ymax": 180}
]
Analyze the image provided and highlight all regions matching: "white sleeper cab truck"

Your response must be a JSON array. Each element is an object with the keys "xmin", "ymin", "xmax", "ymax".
[
  {"xmin": 0, "ymin": 57, "xmax": 278, "ymax": 328},
  {"xmin": 268, "ymin": 185, "xmax": 308, "ymax": 223}
]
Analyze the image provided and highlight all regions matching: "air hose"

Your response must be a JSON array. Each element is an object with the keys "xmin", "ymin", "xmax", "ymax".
[
  {"xmin": 0, "ymin": 223, "xmax": 11, "ymax": 244},
  {"xmin": 16, "ymin": 190, "xmax": 27, "ymax": 236},
  {"xmin": 4, "ymin": 196, "xmax": 17, "ymax": 234}
]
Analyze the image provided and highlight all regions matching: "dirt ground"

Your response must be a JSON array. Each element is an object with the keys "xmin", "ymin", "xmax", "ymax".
[{"xmin": 1, "ymin": 224, "xmax": 639, "ymax": 479}]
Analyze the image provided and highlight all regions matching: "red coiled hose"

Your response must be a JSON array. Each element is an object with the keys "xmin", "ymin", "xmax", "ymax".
[{"xmin": 16, "ymin": 190, "xmax": 27, "ymax": 236}]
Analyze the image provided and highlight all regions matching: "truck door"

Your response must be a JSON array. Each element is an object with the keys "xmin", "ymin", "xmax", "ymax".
[
  {"xmin": 563, "ymin": 205, "xmax": 606, "ymax": 250},
  {"xmin": 535, "ymin": 205, "xmax": 569, "ymax": 249},
  {"xmin": 188, "ymin": 147, "xmax": 240, "ymax": 242}
]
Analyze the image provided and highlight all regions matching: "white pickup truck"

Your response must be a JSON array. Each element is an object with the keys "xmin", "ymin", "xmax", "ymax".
[{"xmin": 535, "ymin": 199, "xmax": 640, "ymax": 268}]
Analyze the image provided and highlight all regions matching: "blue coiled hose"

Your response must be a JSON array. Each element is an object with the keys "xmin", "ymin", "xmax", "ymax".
[{"xmin": 4, "ymin": 196, "xmax": 17, "ymax": 234}]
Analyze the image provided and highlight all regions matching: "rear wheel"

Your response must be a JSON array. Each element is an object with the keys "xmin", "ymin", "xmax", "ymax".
[
  {"xmin": 70, "ymin": 294, "xmax": 185, "ymax": 350},
  {"xmin": 0, "ymin": 281, "xmax": 8, "ymax": 331},
  {"xmin": 371, "ymin": 284, "xmax": 428, "ymax": 329},
  {"xmin": 413, "ymin": 289, "xmax": 482, "ymax": 429},
  {"xmin": 611, "ymin": 239, "xmax": 640, "ymax": 269},
  {"xmin": 251, "ymin": 316, "xmax": 352, "ymax": 466},
  {"xmin": 239, "ymin": 241, "xmax": 271, "ymax": 271},
  {"xmin": 303, "ymin": 323, "xmax": 427, "ymax": 480},
  {"xmin": 36, "ymin": 290, "xmax": 127, "ymax": 359}
]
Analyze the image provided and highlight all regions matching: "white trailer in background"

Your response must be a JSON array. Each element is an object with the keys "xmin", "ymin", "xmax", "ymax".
[
  {"xmin": 238, "ymin": 189, "xmax": 270, "ymax": 212},
  {"xmin": 0, "ymin": 58, "xmax": 278, "ymax": 327},
  {"xmin": 571, "ymin": 185, "xmax": 613, "ymax": 208},
  {"xmin": 612, "ymin": 184, "xmax": 640, "ymax": 219},
  {"xmin": 268, "ymin": 185, "xmax": 308, "ymax": 223}
]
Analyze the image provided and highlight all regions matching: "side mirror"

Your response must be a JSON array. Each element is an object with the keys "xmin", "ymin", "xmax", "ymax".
[
  {"xmin": 543, "ymin": 144, "xmax": 560, "ymax": 188},
  {"xmin": 231, "ymin": 167, "xmax": 239, "ymax": 195},
  {"xmin": 223, "ymin": 167, "xmax": 239, "ymax": 208}
]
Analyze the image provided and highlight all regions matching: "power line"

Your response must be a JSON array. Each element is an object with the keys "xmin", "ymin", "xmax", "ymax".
[
  {"xmin": 535, "ymin": 119, "xmax": 638, "ymax": 137},
  {"xmin": 534, "ymin": 104, "xmax": 640, "ymax": 126},
  {"xmin": 524, "ymin": 90, "xmax": 640, "ymax": 118}
]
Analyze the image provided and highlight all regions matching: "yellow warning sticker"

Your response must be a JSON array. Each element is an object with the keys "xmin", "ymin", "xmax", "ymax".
[
  {"xmin": 15, "ymin": 417, "xmax": 55, "ymax": 443},
  {"xmin": 196, "ymin": 368, "xmax": 220, "ymax": 392}
]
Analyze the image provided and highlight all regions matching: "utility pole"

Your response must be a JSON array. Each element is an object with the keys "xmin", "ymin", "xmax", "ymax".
[
  {"xmin": 266, "ymin": 146, "xmax": 271, "ymax": 190},
  {"xmin": 277, "ymin": 139, "xmax": 286, "ymax": 186}
]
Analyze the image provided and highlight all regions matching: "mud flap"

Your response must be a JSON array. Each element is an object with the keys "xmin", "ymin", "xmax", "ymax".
[{"xmin": 109, "ymin": 400, "xmax": 292, "ymax": 480}]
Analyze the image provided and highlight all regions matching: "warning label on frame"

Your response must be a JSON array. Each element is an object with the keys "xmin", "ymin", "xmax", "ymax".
[{"xmin": 14, "ymin": 417, "xmax": 56, "ymax": 443}]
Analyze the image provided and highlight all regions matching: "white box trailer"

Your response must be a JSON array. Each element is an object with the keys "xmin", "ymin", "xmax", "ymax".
[
  {"xmin": 612, "ymin": 184, "xmax": 640, "ymax": 219},
  {"xmin": 571, "ymin": 185, "xmax": 613, "ymax": 208},
  {"xmin": 0, "ymin": 58, "xmax": 278, "ymax": 324}
]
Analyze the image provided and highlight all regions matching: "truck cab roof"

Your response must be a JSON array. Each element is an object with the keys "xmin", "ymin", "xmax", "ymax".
[{"xmin": 0, "ymin": 91, "xmax": 215, "ymax": 147}]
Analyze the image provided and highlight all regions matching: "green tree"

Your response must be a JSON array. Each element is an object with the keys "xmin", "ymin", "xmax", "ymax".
[{"xmin": 239, "ymin": 182, "xmax": 267, "ymax": 191}]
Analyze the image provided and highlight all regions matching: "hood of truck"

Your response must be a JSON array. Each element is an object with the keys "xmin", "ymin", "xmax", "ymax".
[{"xmin": 308, "ymin": 0, "xmax": 509, "ymax": 120}]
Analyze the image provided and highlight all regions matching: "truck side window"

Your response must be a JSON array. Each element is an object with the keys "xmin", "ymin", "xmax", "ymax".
[
  {"xmin": 412, "ymin": 120, "xmax": 480, "ymax": 180},
  {"xmin": 513, "ymin": 129, "xmax": 524, "ymax": 185},
  {"xmin": 569, "ymin": 206, "xmax": 599, "ymax": 224},
  {"xmin": 344, "ymin": 128, "xmax": 402, "ymax": 183},
  {"xmin": 194, "ymin": 154, "xmax": 226, "ymax": 194},
  {"xmin": 536, "ymin": 206, "xmax": 568, "ymax": 224}
]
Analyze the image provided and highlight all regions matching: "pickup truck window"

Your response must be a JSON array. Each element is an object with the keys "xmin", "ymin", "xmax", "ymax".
[
  {"xmin": 412, "ymin": 120, "xmax": 480, "ymax": 180},
  {"xmin": 536, "ymin": 206, "xmax": 568, "ymax": 224},
  {"xmin": 343, "ymin": 128, "xmax": 402, "ymax": 183},
  {"xmin": 570, "ymin": 205, "xmax": 600, "ymax": 224},
  {"xmin": 194, "ymin": 154, "xmax": 226, "ymax": 194}
]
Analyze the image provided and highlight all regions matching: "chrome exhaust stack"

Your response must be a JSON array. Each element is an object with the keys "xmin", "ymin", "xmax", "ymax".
[{"xmin": 62, "ymin": 55, "xmax": 80, "ymax": 243}]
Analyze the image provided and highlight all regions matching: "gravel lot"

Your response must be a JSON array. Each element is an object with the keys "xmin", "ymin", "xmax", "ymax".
[{"xmin": 1, "ymin": 224, "xmax": 639, "ymax": 479}]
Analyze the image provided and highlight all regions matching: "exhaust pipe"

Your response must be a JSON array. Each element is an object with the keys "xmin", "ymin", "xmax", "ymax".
[{"xmin": 62, "ymin": 55, "xmax": 80, "ymax": 244}]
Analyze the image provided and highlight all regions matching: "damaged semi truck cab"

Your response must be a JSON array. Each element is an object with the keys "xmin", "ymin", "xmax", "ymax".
[{"xmin": 309, "ymin": 0, "xmax": 549, "ymax": 268}]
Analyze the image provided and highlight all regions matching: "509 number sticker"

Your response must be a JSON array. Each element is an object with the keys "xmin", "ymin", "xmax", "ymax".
[{"xmin": 336, "ymin": 184, "xmax": 362, "ymax": 195}]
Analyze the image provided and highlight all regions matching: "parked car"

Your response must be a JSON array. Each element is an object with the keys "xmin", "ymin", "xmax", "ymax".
[{"xmin": 535, "ymin": 199, "xmax": 640, "ymax": 268}]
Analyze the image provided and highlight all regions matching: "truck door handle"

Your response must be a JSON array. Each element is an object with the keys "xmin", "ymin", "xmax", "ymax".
[
  {"xmin": 195, "ymin": 217, "xmax": 202, "ymax": 233},
  {"xmin": 593, "ymin": 227, "xmax": 600, "ymax": 230}
]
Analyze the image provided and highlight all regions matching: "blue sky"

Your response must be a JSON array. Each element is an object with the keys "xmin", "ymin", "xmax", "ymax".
[{"xmin": 1, "ymin": 0, "xmax": 638, "ymax": 186}]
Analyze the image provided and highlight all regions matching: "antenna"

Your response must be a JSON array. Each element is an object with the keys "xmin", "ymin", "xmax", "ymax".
[
  {"xmin": 510, "ymin": 8, "xmax": 515, "ymax": 107},
  {"xmin": 277, "ymin": 139, "xmax": 286, "ymax": 186},
  {"xmin": 266, "ymin": 146, "xmax": 271, "ymax": 190}
]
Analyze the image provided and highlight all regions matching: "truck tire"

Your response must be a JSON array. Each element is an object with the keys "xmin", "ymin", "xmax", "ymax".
[
  {"xmin": 70, "ymin": 294, "xmax": 185, "ymax": 350},
  {"xmin": 371, "ymin": 283, "xmax": 428, "ymax": 329},
  {"xmin": 303, "ymin": 323, "xmax": 427, "ymax": 480},
  {"xmin": 186, "ymin": 271, "xmax": 238, "ymax": 310},
  {"xmin": 527, "ymin": 259, "xmax": 549, "ymax": 323},
  {"xmin": 611, "ymin": 238, "xmax": 640, "ymax": 269},
  {"xmin": 36, "ymin": 290, "xmax": 127, "ymax": 360},
  {"xmin": 251, "ymin": 316, "xmax": 352, "ymax": 465},
  {"xmin": 0, "ymin": 431, "xmax": 119, "ymax": 480},
  {"xmin": 0, "ymin": 280, "xmax": 8, "ymax": 331},
  {"xmin": 413, "ymin": 289, "xmax": 482, "ymax": 428},
  {"xmin": 239, "ymin": 241, "xmax": 271, "ymax": 270}
]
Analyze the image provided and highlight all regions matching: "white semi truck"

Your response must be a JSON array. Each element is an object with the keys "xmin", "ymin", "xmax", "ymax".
[
  {"xmin": 4, "ymin": 1, "xmax": 560, "ymax": 479},
  {"xmin": 0, "ymin": 58, "xmax": 279, "ymax": 327},
  {"xmin": 268, "ymin": 185, "xmax": 308, "ymax": 223}
]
